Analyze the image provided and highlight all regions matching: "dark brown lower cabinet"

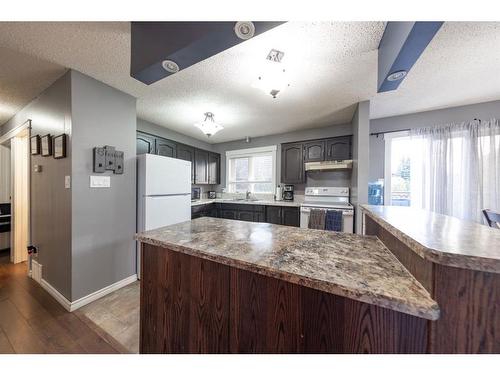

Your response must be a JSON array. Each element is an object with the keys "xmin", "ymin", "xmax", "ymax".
[
  {"xmin": 140, "ymin": 244, "xmax": 428, "ymax": 354},
  {"xmin": 265, "ymin": 206, "xmax": 300, "ymax": 227}
]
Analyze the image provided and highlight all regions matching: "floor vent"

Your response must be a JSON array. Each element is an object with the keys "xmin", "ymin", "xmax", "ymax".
[{"xmin": 31, "ymin": 259, "xmax": 42, "ymax": 284}]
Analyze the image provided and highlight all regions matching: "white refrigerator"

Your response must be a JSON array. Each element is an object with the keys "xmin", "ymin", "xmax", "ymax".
[{"xmin": 137, "ymin": 153, "xmax": 191, "ymax": 277}]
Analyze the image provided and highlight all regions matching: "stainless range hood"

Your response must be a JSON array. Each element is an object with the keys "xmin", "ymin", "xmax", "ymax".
[{"xmin": 304, "ymin": 160, "xmax": 353, "ymax": 172}]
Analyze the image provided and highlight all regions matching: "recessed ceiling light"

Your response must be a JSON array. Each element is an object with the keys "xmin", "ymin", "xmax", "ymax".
[
  {"xmin": 162, "ymin": 60, "xmax": 179, "ymax": 74},
  {"xmin": 387, "ymin": 70, "xmax": 407, "ymax": 81},
  {"xmin": 234, "ymin": 22, "xmax": 255, "ymax": 40}
]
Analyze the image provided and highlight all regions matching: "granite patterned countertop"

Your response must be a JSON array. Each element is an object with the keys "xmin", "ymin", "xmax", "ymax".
[
  {"xmin": 191, "ymin": 198, "xmax": 302, "ymax": 207},
  {"xmin": 136, "ymin": 217, "xmax": 439, "ymax": 320},
  {"xmin": 361, "ymin": 205, "xmax": 500, "ymax": 273}
]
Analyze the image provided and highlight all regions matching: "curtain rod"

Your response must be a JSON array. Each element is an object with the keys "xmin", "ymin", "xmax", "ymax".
[
  {"xmin": 370, "ymin": 118, "xmax": 483, "ymax": 137},
  {"xmin": 370, "ymin": 128, "xmax": 411, "ymax": 137}
]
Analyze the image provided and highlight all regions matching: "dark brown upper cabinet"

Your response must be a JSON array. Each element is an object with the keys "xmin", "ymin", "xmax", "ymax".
[
  {"xmin": 303, "ymin": 140, "xmax": 326, "ymax": 162},
  {"xmin": 194, "ymin": 149, "xmax": 209, "ymax": 184},
  {"xmin": 137, "ymin": 132, "xmax": 155, "ymax": 155},
  {"xmin": 176, "ymin": 143, "xmax": 195, "ymax": 183},
  {"xmin": 281, "ymin": 143, "xmax": 305, "ymax": 184},
  {"xmin": 208, "ymin": 152, "xmax": 220, "ymax": 185},
  {"xmin": 326, "ymin": 136, "xmax": 352, "ymax": 161},
  {"xmin": 155, "ymin": 138, "xmax": 177, "ymax": 158}
]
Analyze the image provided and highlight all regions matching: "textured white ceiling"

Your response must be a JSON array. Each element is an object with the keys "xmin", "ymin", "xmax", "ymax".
[
  {"xmin": 370, "ymin": 22, "xmax": 500, "ymax": 118},
  {"xmin": 0, "ymin": 46, "xmax": 66, "ymax": 125},
  {"xmin": 1, "ymin": 21, "xmax": 500, "ymax": 143}
]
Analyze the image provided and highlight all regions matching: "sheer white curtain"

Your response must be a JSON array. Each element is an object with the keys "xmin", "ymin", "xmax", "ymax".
[{"xmin": 410, "ymin": 118, "xmax": 500, "ymax": 223}]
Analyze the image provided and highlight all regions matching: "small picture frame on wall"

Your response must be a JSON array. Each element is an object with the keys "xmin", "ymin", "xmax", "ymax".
[
  {"xmin": 41, "ymin": 134, "xmax": 52, "ymax": 157},
  {"xmin": 53, "ymin": 134, "xmax": 67, "ymax": 159},
  {"xmin": 30, "ymin": 135, "xmax": 41, "ymax": 155}
]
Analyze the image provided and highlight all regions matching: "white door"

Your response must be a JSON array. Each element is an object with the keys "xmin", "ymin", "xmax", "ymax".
[
  {"xmin": 144, "ymin": 194, "xmax": 191, "ymax": 230},
  {"xmin": 143, "ymin": 155, "xmax": 191, "ymax": 196}
]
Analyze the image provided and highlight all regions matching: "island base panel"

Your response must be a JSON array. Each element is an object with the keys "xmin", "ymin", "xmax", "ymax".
[
  {"xmin": 140, "ymin": 244, "xmax": 427, "ymax": 354},
  {"xmin": 364, "ymin": 213, "xmax": 500, "ymax": 354}
]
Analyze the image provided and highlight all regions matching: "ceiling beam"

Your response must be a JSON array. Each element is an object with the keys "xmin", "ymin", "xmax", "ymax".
[
  {"xmin": 130, "ymin": 22, "xmax": 285, "ymax": 85},
  {"xmin": 377, "ymin": 21, "xmax": 443, "ymax": 93}
]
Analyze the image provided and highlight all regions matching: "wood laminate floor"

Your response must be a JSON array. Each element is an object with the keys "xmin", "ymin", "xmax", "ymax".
[{"xmin": 0, "ymin": 255, "xmax": 126, "ymax": 354}]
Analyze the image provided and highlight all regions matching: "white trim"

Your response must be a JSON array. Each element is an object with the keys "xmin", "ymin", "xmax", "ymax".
[
  {"xmin": 383, "ymin": 130, "xmax": 410, "ymax": 205},
  {"xmin": 40, "ymin": 274, "xmax": 138, "ymax": 312},
  {"xmin": 0, "ymin": 120, "xmax": 31, "ymax": 145},
  {"xmin": 40, "ymin": 278, "xmax": 72, "ymax": 311},
  {"xmin": 225, "ymin": 145, "xmax": 277, "ymax": 157}
]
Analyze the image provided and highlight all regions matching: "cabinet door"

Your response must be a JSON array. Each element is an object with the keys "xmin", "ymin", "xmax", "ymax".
[
  {"xmin": 237, "ymin": 210, "xmax": 254, "ymax": 222},
  {"xmin": 194, "ymin": 149, "xmax": 209, "ymax": 184},
  {"xmin": 220, "ymin": 209, "xmax": 237, "ymax": 220},
  {"xmin": 208, "ymin": 207, "xmax": 218, "ymax": 218},
  {"xmin": 177, "ymin": 144, "xmax": 195, "ymax": 183},
  {"xmin": 266, "ymin": 206, "xmax": 282, "ymax": 225},
  {"xmin": 137, "ymin": 132, "xmax": 155, "ymax": 155},
  {"xmin": 253, "ymin": 212, "xmax": 265, "ymax": 222},
  {"xmin": 282, "ymin": 207, "xmax": 300, "ymax": 227},
  {"xmin": 326, "ymin": 136, "xmax": 352, "ymax": 161},
  {"xmin": 281, "ymin": 143, "xmax": 304, "ymax": 184},
  {"xmin": 208, "ymin": 152, "xmax": 220, "ymax": 185},
  {"xmin": 303, "ymin": 140, "xmax": 325, "ymax": 162},
  {"xmin": 155, "ymin": 138, "xmax": 177, "ymax": 158}
]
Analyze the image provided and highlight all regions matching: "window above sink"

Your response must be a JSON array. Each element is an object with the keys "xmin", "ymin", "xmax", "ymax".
[{"xmin": 226, "ymin": 146, "xmax": 277, "ymax": 194}]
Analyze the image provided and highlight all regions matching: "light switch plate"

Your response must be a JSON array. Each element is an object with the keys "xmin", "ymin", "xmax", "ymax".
[
  {"xmin": 65, "ymin": 175, "xmax": 71, "ymax": 189},
  {"xmin": 90, "ymin": 175, "xmax": 111, "ymax": 188}
]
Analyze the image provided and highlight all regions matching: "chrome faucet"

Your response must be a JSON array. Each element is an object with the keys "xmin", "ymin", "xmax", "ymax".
[{"xmin": 246, "ymin": 190, "xmax": 251, "ymax": 200}]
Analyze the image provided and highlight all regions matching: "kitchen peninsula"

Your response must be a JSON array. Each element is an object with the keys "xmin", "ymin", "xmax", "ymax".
[
  {"xmin": 136, "ymin": 217, "xmax": 439, "ymax": 354},
  {"xmin": 362, "ymin": 205, "xmax": 500, "ymax": 353}
]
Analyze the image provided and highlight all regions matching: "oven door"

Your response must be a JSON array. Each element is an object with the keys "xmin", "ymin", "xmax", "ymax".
[{"xmin": 300, "ymin": 206, "xmax": 354, "ymax": 232}]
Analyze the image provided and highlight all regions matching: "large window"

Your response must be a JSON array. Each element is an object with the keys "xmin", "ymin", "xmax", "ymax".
[
  {"xmin": 226, "ymin": 146, "xmax": 276, "ymax": 194},
  {"xmin": 384, "ymin": 122, "xmax": 500, "ymax": 223}
]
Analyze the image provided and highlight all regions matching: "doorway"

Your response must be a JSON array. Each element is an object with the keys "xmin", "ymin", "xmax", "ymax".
[{"xmin": 0, "ymin": 121, "xmax": 30, "ymax": 265}]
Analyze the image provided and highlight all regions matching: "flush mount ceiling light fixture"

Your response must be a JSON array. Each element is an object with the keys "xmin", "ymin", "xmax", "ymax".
[
  {"xmin": 194, "ymin": 112, "xmax": 224, "ymax": 137},
  {"xmin": 252, "ymin": 49, "xmax": 290, "ymax": 99}
]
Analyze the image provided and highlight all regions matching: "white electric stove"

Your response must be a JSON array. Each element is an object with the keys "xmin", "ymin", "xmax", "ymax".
[{"xmin": 300, "ymin": 187, "xmax": 354, "ymax": 232}]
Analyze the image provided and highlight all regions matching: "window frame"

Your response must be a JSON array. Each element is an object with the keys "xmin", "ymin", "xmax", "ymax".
[
  {"xmin": 383, "ymin": 130, "xmax": 410, "ymax": 206},
  {"xmin": 225, "ymin": 145, "xmax": 277, "ymax": 194}
]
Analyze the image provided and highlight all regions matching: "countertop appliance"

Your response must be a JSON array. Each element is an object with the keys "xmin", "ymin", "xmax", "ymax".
[
  {"xmin": 300, "ymin": 187, "xmax": 354, "ymax": 233},
  {"xmin": 275, "ymin": 185, "xmax": 283, "ymax": 201},
  {"xmin": 137, "ymin": 154, "xmax": 191, "ymax": 277},
  {"xmin": 191, "ymin": 187, "xmax": 201, "ymax": 201},
  {"xmin": 207, "ymin": 191, "xmax": 216, "ymax": 199},
  {"xmin": 283, "ymin": 184, "xmax": 294, "ymax": 201}
]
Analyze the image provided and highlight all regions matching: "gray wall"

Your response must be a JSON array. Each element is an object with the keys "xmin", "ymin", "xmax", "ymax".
[
  {"xmin": 70, "ymin": 71, "xmax": 137, "ymax": 300},
  {"xmin": 369, "ymin": 99, "xmax": 500, "ymax": 181},
  {"xmin": 351, "ymin": 101, "xmax": 370, "ymax": 233},
  {"xmin": 1, "ymin": 71, "xmax": 73, "ymax": 299},
  {"xmin": 212, "ymin": 123, "xmax": 353, "ymax": 194}
]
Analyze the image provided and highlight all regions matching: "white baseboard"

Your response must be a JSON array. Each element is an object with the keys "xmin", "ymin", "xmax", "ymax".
[
  {"xmin": 40, "ymin": 274, "xmax": 138, "ymax": 312},
  {"xmin": 40, "ymin": 278, "xmax": 72, "ymax": 311}
]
